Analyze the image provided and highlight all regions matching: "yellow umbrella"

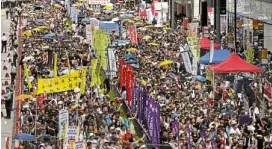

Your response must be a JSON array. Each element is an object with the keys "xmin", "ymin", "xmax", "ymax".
[
  {"xmin": 142, "ymin": 35, "xmax": 152, "ymax": 40},
  {"xmin": 22, "ymin": 30, "xmax": 32, "ymax": 37},
  {"xmin": 16, "ymin": 94, "xmax": 32, "ymax": 100},
  {"xmin": 159, "ymin": 60, "xmax": 173, "ymax": 67},
  {"xmin": 32, "ymin": 28, "xmax": 42, "ymax": 32},
  {"xmin": 37, "ymin": 26, "xmax": 48, "ymax": 29},
  {"xmin": 103, "ymin": 5, "xmax": 113, "ymax": 10},
  {"xmin": 54, "ymin": 4, "xmax": 61, "ymax": 9},
  {"xmin": 148, "ymin": 42, "xmax": 159, "ymax": 46},
  {"xmin": 126, "ymin": 48, "xmax": 137, "ymax": 53},
  {"xmin": 145, "ymin": 25, "xmax": 155, "ymax": 28}
]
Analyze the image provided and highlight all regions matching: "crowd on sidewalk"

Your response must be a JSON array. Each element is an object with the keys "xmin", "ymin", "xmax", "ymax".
[{"xmin": 2, "ymin": 0, "xmax": 272, "ymax": 149}]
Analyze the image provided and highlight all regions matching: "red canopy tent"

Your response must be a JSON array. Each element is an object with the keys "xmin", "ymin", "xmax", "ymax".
[
  {"xmin": 201, "ymin": 37, "xmax": 220, "ymax": 50},
  {"xmin": 208, "ymin": 53, "xmax": 262, "ymax": 73},
  {"xmin": 137, "ymin": 7, "xmax": 158, "ymax": 17}
]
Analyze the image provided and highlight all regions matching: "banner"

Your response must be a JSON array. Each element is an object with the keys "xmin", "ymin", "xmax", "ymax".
[
  {"xmin": 65, "ymin": 0, "xmax": 71, "ymax": 15},
  {"xmin": 190, "ymin": 45, "xmax": 200, "ymax": 60},
  {"xmin": 23, "ymin": 64, "xmax": 32, "ymax": 89},
  {"xmin": 80, "ymin": 66, "xmax": 88, "ymax": 94},
  {"xmin": 93, "ymin": 29, "xmax": 110, "ymax": 69},
  {"xmin": 180, "ymin": 45, "xmax": 192, "ymax": 73},
  {"xmin": 89, "ymin": 0, "xmax": 110, "ymax": 5},
  {"xmin": 67, "ymin": 55, "xmax": 71, "ymax": 73},
  {"xmin": 264, "ymin": 79, "xmax": 272, "ymax": 99},
  {"xmin": 125, "ymin": 65, "xmax": 134, "ymax": 107},
  {"xmin": 192, "ymin": 57, "xmax": 198, "ymax": 75},
  {"xmin": 53, "ymin": 54, "xmax": 58, "ymax": 77},
  {"xmin": 66, "ymin": 126, "xmax": 78, "ymax": 140},
  {"xmin": 128, "ymin": 25, "xmax": 137, "ymax": 44},
  {"xmin": 75, "ymin": 141, "xmax": 84, "ymax": 149},
  {"xmin": 36, "ymin": 71, "xmax": 80, "ymax": 94},
  {"xmin": 58, "ymin": 110, "xmax": 69, "ymax": 140},
  {"xmin": 107, "ymin": 48, "xmax": 117, "ymax": 78},
  {"xmin": 86, "ymin": 25, "xmax": 93, "ymax": 45},
  {"xmin": 99, "ymin": 22, "xmax": 120, "ymax": 34},
  {"xmin": 91, "ymin": 59, "xmax": 101, "ymax": 87},
  {"xmin": 70, "ymin": 7, "xmax": 78, "ymax": 24},
  {"xmin": 119, "ymin": 60, "xmax": 126, "ymax": 88},
  {"xmin": 206, "ymin": 68, "xmax": 213, "ymax": 85}
]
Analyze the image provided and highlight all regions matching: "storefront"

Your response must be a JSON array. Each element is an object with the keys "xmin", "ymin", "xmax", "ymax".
[{"xmin": 226, "ymin": 0, "xmax": 272, "ymax": 51}]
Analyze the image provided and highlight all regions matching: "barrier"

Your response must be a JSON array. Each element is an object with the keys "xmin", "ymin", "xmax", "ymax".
[
  {"xmin": 14, "ymin": 16, "xmax": 23, "ymax": 149},
  {"xmin": 264, "ymin": 79, "xmax": 272, "ymax": 100}
]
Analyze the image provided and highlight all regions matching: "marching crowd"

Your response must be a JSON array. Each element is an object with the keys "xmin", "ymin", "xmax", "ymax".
[{"xmin": 2, "ymin": 0, "xmax": 272, "ymax": 148}]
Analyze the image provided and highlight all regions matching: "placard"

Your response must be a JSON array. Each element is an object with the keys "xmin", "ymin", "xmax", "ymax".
[
  {"xmin": 89, "ymin": 0, "xmax": 110, "ymax": 5},
  {"xmin": 66, "ymin": 126, "xmax": 78, "ymax": 140},
  {"xmin": 75, "ymin": 141, "xmax": 85, "ymax": 149},
  {"xmin": 58, "ymin": 110, "xmax": 69, "ymax": 139}
]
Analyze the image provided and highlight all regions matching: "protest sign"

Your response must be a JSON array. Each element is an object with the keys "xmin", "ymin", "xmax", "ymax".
[
  {"xmin": 58, "ymin": 110, "xmax": 69, "ymax": 140},
  {"xmin": 75, "ymin": 141, "xmax": 85, "ymax": 149},
  {"xmin": 66, "ymin": 126, "xmax": 78, "ymax": 140}
]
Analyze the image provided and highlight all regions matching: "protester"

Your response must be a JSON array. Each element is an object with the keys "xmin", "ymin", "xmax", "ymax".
[{"xmin": 1, "ymin": 33, "xmax": 8, "ymax": 53}]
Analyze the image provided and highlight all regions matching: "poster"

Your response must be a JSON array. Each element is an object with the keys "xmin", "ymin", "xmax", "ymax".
[
  {"xmin": 75, "ymin": 141, "xmax": 84, "ymax": 149},
  {"xmin": 58, "ymin": 110, "xmax": 69, "ymax": 140},
  {"xmin": 88, "ymin": 0, "xmax": 110, "ymax": 5},
  {"xmin": 36, "ymin": 71, "xmax": 80, "ymax": 94},
  {"xmin": 70, "ymin": 7, "xmax": 78, "ymax": 24},
  {"xmin": 23, "ymin": 63, "xmax": 32, "ymax": 89},
  {"xmin": 66, "ymin": 126, "xmax": 78, "ymax": 140},
  {"xmin": 128, "ymin": 25, "xmax": 137, "ymax": 44}
]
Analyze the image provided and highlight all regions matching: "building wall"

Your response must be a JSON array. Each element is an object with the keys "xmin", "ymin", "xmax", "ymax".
[{"xmin": 264, "ymin": 24, "xmax": 272, "ymax": 52}]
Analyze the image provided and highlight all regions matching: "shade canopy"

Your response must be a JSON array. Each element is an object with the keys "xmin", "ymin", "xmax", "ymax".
[
  {"xmin": 200, "ymin": 37, "xmax": 220, "ymax": 50},
  {"xmin": 208, "ymin": 53, "xmax": 262, "ymax": 73},
  {"xmin": 200, "ymin": 49, "xmax": 231, "ymax": 64}
]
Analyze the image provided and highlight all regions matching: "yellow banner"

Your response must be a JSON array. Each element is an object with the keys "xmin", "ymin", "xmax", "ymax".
[
  {"xmin": 91, "ymin": 59, "xmax": 102, "ymax": 87},
  {"xmin": 80, "ymin": 66, "xmax": 88, "ymax": 94},
  {"xmin": 54, "ymin": 54, "xmax": 58, "ymax": 77},
  {"xmin": 190, "ymin": 45, "xmax": 201, "ymax": 60},
  {"xmin": 36, "ymin": 71, "xmax": 80, "ymax": 94},
  {"xmin": 93, "ymin": 29, "xmax": 110, "ymax": 70},
  {"xmin": 23, "ymin": 63, "xmax": 32, "ymax": 89},
  {"xmin": 206, "ymin": 68, "xmax": 213, "ymax": 85}
]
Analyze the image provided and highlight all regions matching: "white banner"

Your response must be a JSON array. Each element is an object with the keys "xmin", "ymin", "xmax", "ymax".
[
  {"xmin": 107, "ymin": 48, "xmax": 117, "ymax": 78},
  {"xmin": 209, "ymin": 38, "xmax": 214, "ymax": 63},
  {"xmin": 192, "ymin": 57, "xmax": 198, "ymax": 75},
  {"xmin": 89, "ymin": 0, "xmax": 110, "ymax": 5},
  {"xmin": 75, "ymin": 141, "xmax": 85, "ymax": 149},
  {"xmin": 86, "ymin": 25, "xmax": 93, "ymax": 45},
  {"xmin": 146, "ymin": 8, "xmax": 153, "ymax": 24},
  {"xmin": 66, "ymin": 126, "xmax": 78, "ymax": 140},
  {"xmin": 180, "ymin": 45, "xmax": 192, "ymax": 73},
  {"xmin": 58, "ymin": 110, "xmax": 69, "ymax": 139}
]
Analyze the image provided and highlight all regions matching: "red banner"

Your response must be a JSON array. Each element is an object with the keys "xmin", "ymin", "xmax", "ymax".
[
  {"xmin": 125, "ymin": 65, "xmax": 134, "ymax": 107},
  {"xmin": 264, "ymin": 79, "xmax": 272, "ymax": 99},
  {"xmin": 129, "ymin": 25, "xmax": 137, "ymax": 45},
  {"xmin": 119, "ymin": 59, "xmax": 126, "ymax": 88}
]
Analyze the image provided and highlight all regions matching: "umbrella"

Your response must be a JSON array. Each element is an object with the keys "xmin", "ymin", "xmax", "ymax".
[
  {"xmin": 123, "ymin": 19, "xmax": 134, "ymax": 22},
  {"xmin": 142, "ymin": 35, "xmax": 152, "ymax": 40},
  {"xmin": 137, "ymin": 34, "xmax": 143, "ymax": 38},
  {"xmin": 135, "ymin": 22, "xmax": 144, "ymax": 27},
  {"xmin": 148, "ymin": 42, "xmax": 159, "ymax": 46},
  {"xmin": 120, "ymin": 14, "xmax": 134, "ymax": 19},
  {"xmin": 16, "ymin": 133, "xmax": 35, "ymax": 141},
  {"xmin": 126, "ymin": 48, "xmax": 137, "ymax": 53},
  {"xmin": 123, "ymin": 54, "xmax": 136, "ymax": 59},
  {"xmin": 16, "ymin": 94, "xmax": 32, "ymax": 100},
  {"xmin": 43, "ymin": 33, "xmax": 55, "ymax": 39},
  {"xmin": 145, "ymin": 25, "xmax": 155, "ymax": 28},
  {"xmin": 32, "ymin": 28, "xmax": 42, "ymax": 32},
  {"xmin": 126, "ymin": 60, "xmax": 137, "ymax": 64},
  {"xmin": 163, "ymin": 27, "xmax": 172, "ymax": 30},
  {"xmin": 195, "ymin": 75, "xmax": 206, "ymax": 82},
  {"xmin": 159, "ymin": 60, "xmax": 173, "ymax": 67},
  {"xmin": 22, "ymin": 31, "xmax": 32, "ymax": 37},
  {"xmin": 54, "ymin": 4, "xmax": 61, "ymax": 8},
  {"xmin": 103, "ymin": 5, "xmax": 113, "ymax": 10},
  {"xmin": 37, "ymin": 26, "xmax": 47, "ymax": 29},
  {"xmin": 82, "ymin": 18, "xmax": 90, "ymax": 23}
]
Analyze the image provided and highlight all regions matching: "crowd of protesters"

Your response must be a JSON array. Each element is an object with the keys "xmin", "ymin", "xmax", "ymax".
[{"xmin": 3, "ymin": 0, "xmax": 272, "ymax": 148}]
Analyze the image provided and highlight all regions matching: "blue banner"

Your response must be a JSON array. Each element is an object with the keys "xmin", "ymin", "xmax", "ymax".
[
  {"xmin": 70, "ymin": 7, "xmax": 78, "ymax": 24},
  {"xmin": 99, "ymin": 22, "xmax": 120, "ymax": 34}
]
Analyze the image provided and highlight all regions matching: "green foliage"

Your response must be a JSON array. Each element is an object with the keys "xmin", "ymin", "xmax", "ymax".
[{"xmin": 245, "ymin": 47, "xmax": 255, "ymax": 64}]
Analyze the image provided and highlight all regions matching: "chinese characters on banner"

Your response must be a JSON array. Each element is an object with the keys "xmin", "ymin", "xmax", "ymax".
[{"xmin": 129, "ymin": 25, "xmax": 137, "ymax": 45}]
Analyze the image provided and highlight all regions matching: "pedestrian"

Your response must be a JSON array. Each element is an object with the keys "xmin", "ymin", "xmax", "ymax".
[
  {"xmin": 1, "ymin": 33, "xmax": 8, "ymax": 53},
  {"xmin": 4, "ymin": 87, "xmax": 12, "ymax": 119},
  {"xmin": 152, "ymin": 18, "xmax": 157, "ymax": 25},
  {"xmin": 6, "ymin": 9, "xmax": 9, "ymax": 19},
  {"xmin": 10, "ymin": 63, "xmax": 17, "ymax": 85}
]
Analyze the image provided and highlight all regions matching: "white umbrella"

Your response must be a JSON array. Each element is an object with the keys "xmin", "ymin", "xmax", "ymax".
[{"xmin": 74, "ymin": 88, "xmax": 80, "ymax": 93}]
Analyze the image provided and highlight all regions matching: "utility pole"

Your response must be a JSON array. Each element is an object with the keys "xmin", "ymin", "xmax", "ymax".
[
  {"xmin": 234, "ymin": 0, "xmax": 237, "ymax": 52},
  {"xmin": 171, "ymin": 0, "xmax": 175, "ymax": 29},
  {"xmin": 215, "ymin": 0, "xmax": 221, "ymax": 44}
]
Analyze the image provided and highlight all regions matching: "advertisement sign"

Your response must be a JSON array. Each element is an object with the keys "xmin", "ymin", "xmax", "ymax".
[
  {"xmin": 128, "ymin": 25, "xmax": 137, "ymax": 44},
  {"xmin": 89, "ymin": 0, "xmax": 110, "ymax": 5}
]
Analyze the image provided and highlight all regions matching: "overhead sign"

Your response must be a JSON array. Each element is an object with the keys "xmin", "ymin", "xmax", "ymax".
[{"xmin": 89, "ymin": 0, "xmax": 110, "ymax": 5}]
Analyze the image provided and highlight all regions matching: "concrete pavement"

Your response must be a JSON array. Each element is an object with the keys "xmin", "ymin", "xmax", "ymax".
[{"xmin": 1, "ymin": 9, "xmax": 15, "ymax": 149}]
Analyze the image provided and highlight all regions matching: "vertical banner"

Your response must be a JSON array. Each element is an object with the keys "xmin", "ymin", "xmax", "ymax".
[
  {"xmin": 70, "ymin": 7, "xmax": 78, "ymax": 24},
  {"xmin": 53, "ymin": 53, "xmax": 58, "ymax": 77},
  {"xmin": 128, "ymin": 25, "xmax": 138, "ymax": 45},
  {"xmin": 119, "ymin": 60, "xmax": 126, "ymax": 88},
  {"xmin": 66, "ymin": 126, "xmax": 78, "ymax": 141},
  {"xmin": 58, "ymin": 110, "xmax": 69, "ymax": 140},
  {"xmin": 86, "ymin": 25, "xmax": 93, "ymax": 45},
  {"xmin": 192, "ymin": 57, "xmax": 198, "ymax": 75},
  {"xmin": 146, "ymin": 8, "xmax": 153, "ymax": 24},
  {"xmin": 91, "ymin": 59, "xmax": 101, "ymax": 87},
  {"xmin": 125, "ymin": 65, "xmax": 134, "ymax": 107},
  {"xmin": 209, "ymin": 38, "xmax": 215, "ymax": 63},
  {"xmin": 180, "ymin": 45, "xmax": 192, "ymax": 73},
  {"xmin": 80, "ymin": 66, "xmax": 88, "ymax": 94},
  {"xmin": 107, "ymin": 48, "xmax": 117, "ymax": 78},
  {"xmin": 23, "ymin": 63, "xmax": 32, "ymax": 89}
]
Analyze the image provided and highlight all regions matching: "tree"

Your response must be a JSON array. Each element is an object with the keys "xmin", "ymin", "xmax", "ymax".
[{"xmin": 245, "ymin": 47, "xmax": 254, "ymax": 64}]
